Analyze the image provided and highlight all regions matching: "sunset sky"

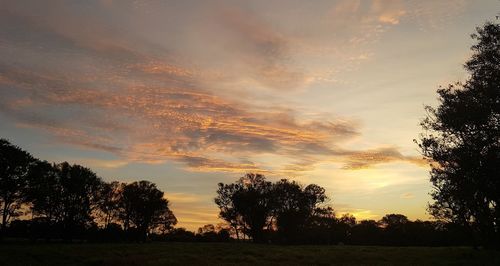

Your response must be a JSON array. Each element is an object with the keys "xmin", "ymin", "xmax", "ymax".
[{"xmin": 1, "ymin": 0, "xmax": 498, "ymax": 230}]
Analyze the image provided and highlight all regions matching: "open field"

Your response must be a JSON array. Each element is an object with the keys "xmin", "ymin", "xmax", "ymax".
[{"xmin": 1, "ymin": 242, "xmax": 500, "ymax": 266}]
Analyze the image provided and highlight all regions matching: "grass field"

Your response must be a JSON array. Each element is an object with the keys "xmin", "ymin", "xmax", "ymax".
[{"xmin": 1, "ymin": 242, "xmax": 500, "ymax": 266}]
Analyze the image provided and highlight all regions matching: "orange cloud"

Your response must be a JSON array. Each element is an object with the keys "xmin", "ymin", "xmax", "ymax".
[
  {"xmin": 0, "ymin": 2, "xmax": 428, "ymax": 175},
  {"xmin": 341, "ymin": 147, "xmax": 428, "ymax": 170}
]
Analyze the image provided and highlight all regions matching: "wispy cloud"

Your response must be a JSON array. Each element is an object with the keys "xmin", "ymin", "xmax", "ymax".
[
  {"xmin": 341, "ymin": 147, "xmax": 427, "ymax": 170},
  {"xmin": 0, "ymin": 0, "xmax": 430, "ymax": 175}
]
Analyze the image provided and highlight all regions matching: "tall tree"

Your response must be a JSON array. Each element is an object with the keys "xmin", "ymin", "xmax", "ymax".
[
  {"xmin": 119, "ymin": 181, "xmax": 176, "ymax": 239},
  {"xmin": 271, "ymin": 180, "xmax": 328, "ymax": 243},
  {"xmin": 417, "ymin": 22, "xmax": 500, "ymax": 246},
  {"xmin": 27, "ymin": 160, "xmax": 62, "ymax": 223},
  {"xmin": 0, "ymin": 139, "xmax": 35, "ymax": 231},
  {"xmin": 96, "ymin": 181, "xmax": 123, "ymax": 228},
  {"xmin": 215, "ymin": 173, "xmax": 274, "ymax": 242},
  {"xmin": 29, "ymin": 162, "xmax": 104, "ymax": 240}
]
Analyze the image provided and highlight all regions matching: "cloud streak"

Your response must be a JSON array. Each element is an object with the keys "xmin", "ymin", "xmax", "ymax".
[{"xmin": 0, "ymin": 0, "xmax": 430, "ymax": 175}]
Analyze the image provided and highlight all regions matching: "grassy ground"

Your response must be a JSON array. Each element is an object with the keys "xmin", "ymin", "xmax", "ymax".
[{"xmin": 1, "ymin": 242, "xmax": 500, "ymax": 266}]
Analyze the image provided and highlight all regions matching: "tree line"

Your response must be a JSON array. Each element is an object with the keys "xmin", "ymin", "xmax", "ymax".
[
  {"xmin": 1, "ymin": 139, "xmax": 471, "ymax": 245},
  {"xmin": 214, "ymin": 174, "xmax": 471, "ymax": 245},
  {"xmin": 0, "ymin": 138, "xmax": 177, "ymax": 241}
]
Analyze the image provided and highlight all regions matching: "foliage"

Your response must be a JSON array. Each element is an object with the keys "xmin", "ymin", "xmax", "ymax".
[
  {"xmin": 119, "ymin": 180, "xmax": 177, "ymax": 239},
  {"xmin": 417, "ymin": 22, "xmax": 500, "ymax": 246},
  {"xmin": 215, "ymin": 173, "xmax": 274, "ymax": 242},
  {"xmin": 0, "ymin": 138, "xmax": 36, "ymax": 230}
]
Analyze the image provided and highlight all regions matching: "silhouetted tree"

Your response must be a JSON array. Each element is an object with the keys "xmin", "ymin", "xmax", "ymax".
[
  {"xmin": 27, "ymin": 160, "xmax": 62, "ymax": 235},
  {"xmin": 272, "ymin": 180, "xmax": 328, "ymax": 243},
  {"xmin": 214, "ymin": 180, "xmax": 243, "ymax": 240},
  {"xmin": 0, "ymin": 139, "xmax": 35, "ymax": 232},
  {"xmin": 155, "ymin": 209, "xmax": 177, "ymax": 234},
  {"xmin": 350, "ymin": 220, "xmax": 381, "ymax": 245},
  {"xmin": 417, "ymin": 22, "xmax": 500, "ymax": 247},
  {"xmin": 119, "ymin": 181, "xmax": 176, "ymax": 240},
  {"xmin": 302, "ymin": 206, "xmax": 337, "ymax": 244},
  {"xmin": 334, "ymin": 213, "xmax": 356, "ymax": 243},
  {"xmin": 380, "ymin": 213, "xmax": 409, "ymax": 229},
  {"xmin": 379, "ymin": 214, "xmax": 409, "ymax": 245},
  {"xmin": 56, "ymin": 163, "xmax": 103, "ymax": 240},
  {"xmin": 196, "ymin": 224, "xmax": 231, "ymax": 242},
  {"xmin": 215, "ymin": 173, "xmax": 274, "ymax": 242},
  {"xmin": 96, "ymin": 181, "xmax": 123, "ymax": 228}
]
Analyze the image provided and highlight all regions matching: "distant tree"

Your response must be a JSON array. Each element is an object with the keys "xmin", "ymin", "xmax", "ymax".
[
  {"xmin": 339, "ymin": 213, "xmax": 356, "ymax": 237},
  {"xmin": 198, "ymin": 224, "xmax": 216, "ymax": 235},
  {"xmin": 272, "ymin": 180, "xmax": 328, "ymax": 243},
  {"xmin": 0, "ymin": 139, "xmax": 36, "ymax": 231},
  {"xmin": 417, "ymin": 22, "xmax": 500, "ymax": 246},
  {"xmin": 380, "ymin": 214, "xmax": 409, "ymax": 245},
  {"xmin": 380, "ymin": 214, "xmax": 409, "ymax": 229},
  {"xmin": 302, "ymin": 206, "xmax": 337, "ymax": 244},
  {"xmin": 350, "ymin": 220, "xmax": 381, "ymax": 245},
  {"xmin": 215, "ymin": 173, "xmax": 274, "ymax": 242},
  {"xmin": 196, "ymin": 224, "xmax": 231, "ymax": 242},
  {"xmin": 119, "ymin": 181, "xmax": 176, "ymax": 239}
]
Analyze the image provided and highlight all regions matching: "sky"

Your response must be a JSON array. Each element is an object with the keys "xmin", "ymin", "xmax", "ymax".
[{"xmin": 0, "ymin": 0, "xmax": 499, "ymax": 230}]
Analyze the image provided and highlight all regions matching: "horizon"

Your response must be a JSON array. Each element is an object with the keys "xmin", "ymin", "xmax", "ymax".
[{"xmin": 1, "ymin": 0, "xmax": 499, "ymax": 231}]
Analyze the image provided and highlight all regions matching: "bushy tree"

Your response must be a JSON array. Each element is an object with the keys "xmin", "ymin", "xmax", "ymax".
[
  {"xmin": 119, "ymin": 181, "xmax": 176, "ymax": 239},
  {"xmin": 27, "ymin": 161, "xmax": 62, "ymax": 222},
  {"xmin": 28, "ymin": 162, "xmax": 104, "ymax": 240},
  {"xmin": 0, "ymin": 139, "xmax": 35, "ymax": 231},
  {"xmin": 417, "ymin": 22, "xmax": 500, "ymax": 246},
  {"xmin": 215, "ymin": 173, "xmax": 274, "ymax": 242},
  {"xmin": 215, "ymin": 174, "xmax": 330, "ymax": 243},
  {"xmin": 96, "ymin": 181, "xmax": 123, "ymax": 228},
  {"xmin": 272, "ymin": 180, "xmax": 328, "ymax": 243}
]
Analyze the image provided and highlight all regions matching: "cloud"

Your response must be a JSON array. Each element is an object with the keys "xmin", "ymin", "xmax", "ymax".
[
  {"xmin": 400, "ymin": 192, "xmax": 415, "ymax": 199},
  {"xmin": 335, "ymin": 203, "xmax": 379, "ymax": 220},
  {"xmin": 341, "ymin": 147, "xmax": 427, "ymax": 170},
  {"xmin": 213, "ymin": 7, "xmax": 308, "ymax": 90},
  {"xmin": 164, "ymin": 192, "xmax": 201, "ymax": 204},
  {"xmin": 405, "ymin": 0, "xmax": 468, "ymax": 30},
  {"xmin": 0, "ymin": 0, "xmax": 429, "ymax": 176},
  {"xmin": 0, "ymin": 62, "xmax": 360, "ymax": 172}
]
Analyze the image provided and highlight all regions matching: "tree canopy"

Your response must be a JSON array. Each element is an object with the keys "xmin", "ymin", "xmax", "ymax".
[
  {"xmin": 417, "ymin": 22, "xmax": 500, "ymax": 247},
  {"xmin": 0, "ymin": 139, "xmax": 35, "ymax": 230}
]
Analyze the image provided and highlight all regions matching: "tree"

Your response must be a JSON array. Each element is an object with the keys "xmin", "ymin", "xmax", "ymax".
[
  {"xmin": 29, "ymin": 162, "xmax": 104, "ymax": 240},
  {"xmin": 417, "ymin": 22, "xmax": 500, "ymax": 246},
  {"xmin": 215, "ymin": 173, "xmax": 274, "ymax": 242},
  {"xmin": 27, "ymin": 160, "xmax": 62, "ymax": 223},
  {"xmin": 0, "ymin": 139, "xmax": 35, "ymax": 231},
  {"xmin": 380, "ymin": 214, "xmax": 409, "ymax": 229},
  {"xmin": 119, "ymin": 181, "xmax": 176, "ymax": 239},
  {"xmin": 96, "ymin": 181, "xmax": 123, "ymax": 228},
  {"xmin": 272, "ymin": 180, "xmax": 328, "ymax": 243},
  {"xmin": 57, "ymin": 162, "xmax": 104, "ymax": 239}
]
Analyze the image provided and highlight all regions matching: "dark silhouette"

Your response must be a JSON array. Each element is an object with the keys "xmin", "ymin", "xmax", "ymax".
[
  {"xmin": 119, "ymin": 180, "xmax": 177, "ymax": 240},
  {"xmin": 417, "ymin": 22, "xmax": 500, "ymax": 247},
  {"xmin": 215, "ymin": 173, "xmax": 274, "ymax": 243},
  {"xmin": 195, "ymin": 224, "xmax": 231, "ymax": 242},
  {"xmin": 0, "ymin": 139, "xmax": 477, "ymax": 246},
  {"xmin": 29, "ymin": 162, "xmax": 103, "ymax": 241},
  {"xmin": 272, "ymin": 179, "xmax": 329, "ymax": 243},
  {"xmin": 0, "ymin": 139, "xmax": 35, "ymax": 234},
  {"xmin": 96, "ymin": 181, "xmax": 122, "ymax": 229}
]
